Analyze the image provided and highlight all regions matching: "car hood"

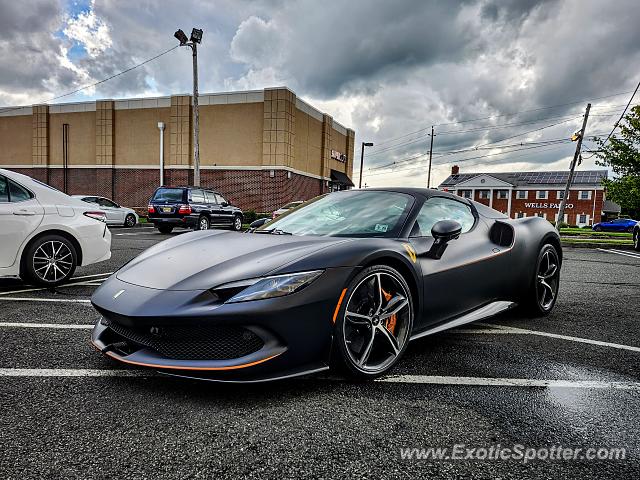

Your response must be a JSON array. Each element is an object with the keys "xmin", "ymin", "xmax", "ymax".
[{"xmin": 115, "ymin": 230, "xmax": 352, "ymax": 291}]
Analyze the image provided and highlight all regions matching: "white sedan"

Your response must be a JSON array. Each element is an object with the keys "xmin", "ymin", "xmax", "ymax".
[
  {"xmin": 72, "ymin": 195, "xmax": 139, "ymax": 227},
  {"xmin": 0, "ymin": 169, "xmax": 112, "ymax": 287}
]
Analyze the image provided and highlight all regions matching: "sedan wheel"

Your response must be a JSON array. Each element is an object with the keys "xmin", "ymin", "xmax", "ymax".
[
  {"xmin": 124, "ymin": 213, "xmax": 136, "ymax": 227},
  {"xmin": 334, "ymin": 265, "xmax": 413, "ymax": 378},
  {"xmin": 233, "ymin": 216, "xmax": 242, "ymax": 231},
  {"xmin": 24, "ymin": 235, "xmax": 77, "ymax": 287}
]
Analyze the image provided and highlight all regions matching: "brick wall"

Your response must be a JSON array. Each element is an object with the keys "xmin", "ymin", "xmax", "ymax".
[{"xmin": 9, "ymin": 167, "xmax": 323, "ymax": 214}]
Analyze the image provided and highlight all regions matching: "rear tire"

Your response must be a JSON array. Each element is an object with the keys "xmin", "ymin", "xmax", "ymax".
[
  {"xmin": 196, "ymin": 215, "xmax": 210, "ymax": 231},
  {"xmin": 594, "ymin": 225, "xmax": 602, "ymax": 232},
  {"xmin": 522, "ymin": 243, "xmax": 560, "ymax": 317},
  {"xmin": 332, "ymin": 265, "xmax": 413, "ymax": 380},
  {"xmin": 23, "ymin": 234, "xmax": 77, "ymax": 287},
  {"xmin": 124, "ymin": 214, "xmax": 136, "ymax": 228},
  {"xmin": 157, "ymin": 225, "xmax": 174, "ymax": 234}
]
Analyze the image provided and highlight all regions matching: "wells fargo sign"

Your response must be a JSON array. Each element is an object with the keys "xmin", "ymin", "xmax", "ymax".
[{"xmin": 524, "ymin": 202, "xmax": 574, "ymax": 209}]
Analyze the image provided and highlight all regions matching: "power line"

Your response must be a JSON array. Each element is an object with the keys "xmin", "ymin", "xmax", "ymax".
[
  {"xmin": 0, "ymin": 45, "xmax": 180, "ymax": 114},
  {"xmin": 600, "ymin": 79, "xmax": 640, "ymax": 146},
  {"xmin": 368, "ymin": 88, "xmax": 636, "ymax": 148}
]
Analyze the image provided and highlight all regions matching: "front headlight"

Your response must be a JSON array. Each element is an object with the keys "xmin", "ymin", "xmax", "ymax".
[{"xmin": 223, "ymin": 270, "xmax": 323, "ymax": 303}]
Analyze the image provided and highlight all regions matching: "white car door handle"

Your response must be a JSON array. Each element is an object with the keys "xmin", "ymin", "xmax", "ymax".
[{"xmin": 13, "ymin": 210, "xmax": 36, "ymax": 216}]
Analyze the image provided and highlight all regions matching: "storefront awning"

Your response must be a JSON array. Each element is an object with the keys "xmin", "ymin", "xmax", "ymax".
[{"xmin": 330, "ymin": 169, "xmax": 354, "ymax": 187}]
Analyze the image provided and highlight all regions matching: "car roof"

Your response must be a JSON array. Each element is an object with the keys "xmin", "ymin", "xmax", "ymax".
[
  {"xmin": 156, "ymin": 186, "xmax": 219, "ymax": 192},
  {"xmin": 353, "ymin": 187, "xmax": 466, "ymax": 201}
]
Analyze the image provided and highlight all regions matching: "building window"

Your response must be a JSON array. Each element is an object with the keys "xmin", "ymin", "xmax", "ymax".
[
  {"xmin": 458, "ymin": 190, "xmax": 472, "ymax": 199},
  {"xmin": 516, "ymin": 212, "xmax": 526, "ymax": 218},
  {"xmin": 579, "ymin": 190, "xmax": 592, "ymax": 200},
  {"xmin": 557, "ymin": 190, "xmax": 565, "ymax": 200},
  {"xmin": 536, "ymin": 190, "xmax": 548, "ymax": 199},
  {"xmin": 579, "ymin": 214, "xmax": 587, "ymax": 224},
  {"xmin": 536, "ymin": 212, "xmax": 545, "ymax": 218},
  {"xmin": 478, "ymin": 190, "xmax": 490, "ymax": 199},
  {"xmin": 497, "ymin": 190, "xmax": 508, "ymax": 199},
  {"xmin": 516, "ymin": 191, "xmax": 528, "ymax": 199}
]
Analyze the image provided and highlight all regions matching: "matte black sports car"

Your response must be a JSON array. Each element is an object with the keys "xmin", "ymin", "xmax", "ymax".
[{"xmin": 91, "ymin": 188, "xmax": 562, "ymax": 381}]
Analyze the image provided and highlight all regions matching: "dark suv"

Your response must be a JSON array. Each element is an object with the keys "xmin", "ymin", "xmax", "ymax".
[{"xmin": 148, "ymin": 186, "xmax": 243, "ymax": 234}]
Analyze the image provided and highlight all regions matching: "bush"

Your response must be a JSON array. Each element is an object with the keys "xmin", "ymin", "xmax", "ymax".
[
  {"xmin": 557, "ymin": 221, "xmax": 569, "ymax": 229},
  {"xmin": 243, "ymin": 210, "xmax": 270, "ymax": 224}
]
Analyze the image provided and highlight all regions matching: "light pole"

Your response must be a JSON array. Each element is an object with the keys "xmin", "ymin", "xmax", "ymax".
[
  {"xmin": 174, "ymin": 28, "xmax": 203, "ymax": 186},
  {"xmin": 157, "ymin": 122, "xmax": 165, "ymax": 186},
  {"xmin": 359, "ymin": 141, "xmax": 373, "ymax": 189}
]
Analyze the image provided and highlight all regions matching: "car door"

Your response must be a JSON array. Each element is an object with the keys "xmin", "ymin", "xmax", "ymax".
[
  {"xmin": 215, "ymin": 192, "xmax": 234, "ymax": 225},
  {"xmin": 188, "ymin": 189, "xmax": 207, "ymax": 219},
  {"xmin": 204, "ymin": 190, "xmax": 223, "ymax": 224},
  {"xmin": 97, "ymin": 197, "xmax": 124, "ymax": 224},
  {"xmin": 408, "ymin": 196, "xmax": 509, "ymax": 327},
  {"xmin": 0, "ymin": 175, "xmax": 45, "ymax": 268}
]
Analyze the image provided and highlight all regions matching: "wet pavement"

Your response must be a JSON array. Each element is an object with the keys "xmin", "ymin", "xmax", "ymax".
[{"xmin": 1, "ymin": 226, "xmax": 639, "ymax": 479}]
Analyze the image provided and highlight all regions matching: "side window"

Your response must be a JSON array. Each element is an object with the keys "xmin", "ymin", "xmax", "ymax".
[
  {"xmin": 215, "ymin": 194, "xmax": 228, "ymax": 205},
  {"xmin": 190, "ymin": 189, "xmax": 205, "ymax": 203},
  {"xmin": 101, "ymin": 198, "xmax": 119, "ymax": 208},
  {"xmin": 0, "ymin": 176, "xmax": 8, "ymax": 202},
  {"xmin": 411, "ymin": 197, "xmax": 475, "ymax": 237},
  {"xmin": 8, "ymin": 180, "xmax": 32, "ymax": 202},
  {"xmin": 204, "ymin": 191, "xmax": 216, "ymax": 204}
]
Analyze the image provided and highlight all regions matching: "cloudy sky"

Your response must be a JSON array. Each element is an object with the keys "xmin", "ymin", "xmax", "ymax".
[{"xmin": 1, "ymin": 0, "xmax": 638, "ymax": 187}]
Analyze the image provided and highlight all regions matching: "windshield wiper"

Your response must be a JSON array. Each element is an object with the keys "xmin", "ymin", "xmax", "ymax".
[{"xmin": 254, "ymin": 228, "xmax": 292, "ymax": 235}]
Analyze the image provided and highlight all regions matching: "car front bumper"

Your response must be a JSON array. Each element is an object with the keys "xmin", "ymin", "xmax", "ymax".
[{"xmin": 90, "ymin": 268, "xmax": 353, "ymax": 382}]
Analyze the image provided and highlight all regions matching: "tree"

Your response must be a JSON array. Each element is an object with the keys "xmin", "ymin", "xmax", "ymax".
[{"xmin": 595, "ymin": 105, "xmax": 640, "ymax": 217}]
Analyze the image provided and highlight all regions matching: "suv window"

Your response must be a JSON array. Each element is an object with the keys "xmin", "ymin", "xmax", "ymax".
[
  {"xmin": 190, "ymin": 189, "xmax": 205, "ymax": 203},
  {"xmin": 215, "ymin": 193, "xmax": 228, "ymax": 205},
  {"xmin": 0, "ymin": 175, "xmax": 8, "ymax": 202},
  {"xmin": 204, "ymin": 191, "xmax": 216, "ymax": 204},
  {"xmin": 3, "ymin": 178, "xmax": 33, "ymax": 203},
  {"xmin": 411, "ymin": 197, "xmax": 475, "ymax": 237},
  {"xmin": 152, "ymin": 188, "xmax": 185, "ymax": 203}
]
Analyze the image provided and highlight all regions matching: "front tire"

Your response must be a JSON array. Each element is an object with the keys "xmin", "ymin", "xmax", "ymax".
[
  {"xmin": 23, "ymin": 234, "xmax": 77, "ymax": 287},
  {"xmin": 232, "ymin": 215, "xmax": 243, "ymax": 231},
  {"xmin": 522, "ymin": 243, "xmax": 560, "ymax": 317},
  {"xmin": 333, "ymin": 265, "xmax": 414, "ymax": 380},
  {"xmin": 124, "ymin": 213, "xmax": 136, "ymax": 228},
  {"xmin": 634, "ymin": 228, "xmax": 640, "ymax": 251}
]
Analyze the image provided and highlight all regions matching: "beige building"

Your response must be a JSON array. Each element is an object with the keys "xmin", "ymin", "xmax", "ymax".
[{"xmin": 0, "ymin": 87, "xmax": 355, "ymax": 212}]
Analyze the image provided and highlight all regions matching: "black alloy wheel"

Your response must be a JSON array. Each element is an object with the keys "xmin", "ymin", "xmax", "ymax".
[
  {"xmin": 124, "ymin": 214, "xmax": 136, "ymax": 227},
  {"xmin": 334, "ymin": 265, "xmax": 413, "ymax": 379}
]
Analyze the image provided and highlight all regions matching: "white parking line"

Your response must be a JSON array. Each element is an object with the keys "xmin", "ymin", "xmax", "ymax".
[
  {"xmin": 0, "ymin": 369, "xmax": 145, "ymax": 377},
  {"xmin": 481, "ymin": 323, "xmax": 640, "ymax": 353},
  {"xmin": 0, "ymin": 322, "xmax": 93, "ymax": 329},
  {"xmin": 72, "ymin": 272, "xmax": 113, "ymax": 280},
  {"xmin": 0, "ymin": 279, "xmax": 105, "ymax": 296},
  {"xmin": 378, "ymin": 375, "xmax": 640, "ymax": 390},
  {"xmin": 597, "ymin": 248, "xmax": 640, "ymax": 260},
  {"xmin": 0, "ymin": 297, "xmax": 92, "ymax": 304}
]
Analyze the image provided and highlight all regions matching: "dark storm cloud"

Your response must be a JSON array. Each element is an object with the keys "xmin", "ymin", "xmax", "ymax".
[{"xmin": 0, "ymin": 0, "xmax": 638, "ymax": 186}]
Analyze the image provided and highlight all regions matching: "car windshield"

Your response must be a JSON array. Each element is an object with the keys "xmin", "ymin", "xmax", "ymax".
[
  {"xmin": 152, "ymin": 188, "xmax": 184, "ymax": 202},
  {"xmin": 259, "ymin": 190, "xmax": 413, "ymax": 237}
]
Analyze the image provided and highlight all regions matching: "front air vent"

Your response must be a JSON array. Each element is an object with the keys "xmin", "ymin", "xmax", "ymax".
[{"xmin": 490, "ymin": 222, "xmax": 514, "ymax": 247}]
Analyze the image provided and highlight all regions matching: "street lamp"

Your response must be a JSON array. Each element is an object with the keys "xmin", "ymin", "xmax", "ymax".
[
  {"xmin": 174, "ymin": 27, "xmax": 203, "ymax": 186},
  {"xmin": 359, "ymin": 141, "xmax": 374, "ymax": 189}
]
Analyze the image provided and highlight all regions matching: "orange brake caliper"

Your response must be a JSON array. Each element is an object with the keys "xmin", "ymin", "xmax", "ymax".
[{"xmin": 381, "ymin": 289, "xmax": 397, "ymax": 335}]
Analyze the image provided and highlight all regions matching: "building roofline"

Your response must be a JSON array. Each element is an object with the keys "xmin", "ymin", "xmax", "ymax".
[{"xmin": 0, "ymin": 86, "xmax": 351, "ymax": 132}]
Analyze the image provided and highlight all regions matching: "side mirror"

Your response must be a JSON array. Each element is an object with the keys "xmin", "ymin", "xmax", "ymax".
[
  {"xmin": 427, "ymin": 220, "xmax": 462, "ymax": 259},
  {"xmin": 221, "ymin": 202, "xmax": 229, "ymax": 207}
]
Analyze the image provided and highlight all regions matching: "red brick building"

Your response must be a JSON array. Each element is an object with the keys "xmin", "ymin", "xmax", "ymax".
[{"xmin": 438, "ymin": 166, "xmax": 609, "ymax": 227}]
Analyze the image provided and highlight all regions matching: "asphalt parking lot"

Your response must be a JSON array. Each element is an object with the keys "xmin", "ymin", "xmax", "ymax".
[{"xmin": 1, "ymin": 225, "xmax": 639, "ymax": 479}]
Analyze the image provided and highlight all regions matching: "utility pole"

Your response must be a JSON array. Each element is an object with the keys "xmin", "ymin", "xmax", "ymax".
[
  {"xmin": 174, "ymin": 28, "xmax": 203, "ymax": 186},
  {"xmin": 192, "ymin": 42, "xmax": 200, "ymax": 187},
  {"xmin": 359, "ymin": 141, "xmax": 374, "ymax": 188},
  {"xmin": 427, "ymin": 125, "xmax": 434, "ymax": 188},
  {"xmin": 556, "ymin": 103, "xmax": 591, "ymax": 229}
]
